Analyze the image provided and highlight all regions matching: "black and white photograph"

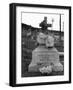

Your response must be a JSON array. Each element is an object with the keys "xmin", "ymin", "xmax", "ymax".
[
  {"xmin": 10, "ymin": 3, "xmax": 71, "ymax": 87},
  {"xmin": 21, "ymin": 12, "xmax": 64, "ymax": 77}
]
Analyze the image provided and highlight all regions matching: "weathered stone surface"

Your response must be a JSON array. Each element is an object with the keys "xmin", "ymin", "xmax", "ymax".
[{"xmin": 28, "ymin": 46, "xmax": 63, "ymax": 72}]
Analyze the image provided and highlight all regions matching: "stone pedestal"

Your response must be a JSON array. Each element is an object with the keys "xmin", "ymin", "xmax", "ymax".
[{"xmin": 28, "ymin": 46, "xmax": 63, "ymax": 72}]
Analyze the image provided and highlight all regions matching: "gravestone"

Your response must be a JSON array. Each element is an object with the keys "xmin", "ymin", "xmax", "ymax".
[
  {"xmin": 28, "ymin": 33, "xmax": 63, "ymax": 73},
  {"xmin": 28, "ymin": 46, "xmax": 63, "ymax": 72}
]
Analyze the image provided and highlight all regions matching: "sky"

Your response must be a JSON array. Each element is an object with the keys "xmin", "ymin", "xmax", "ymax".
[{"xmin": 22, "ymin": 12, "xmax": 64, "ymax": 31}]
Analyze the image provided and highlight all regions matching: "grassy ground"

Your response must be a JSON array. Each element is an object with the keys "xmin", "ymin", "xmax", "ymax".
[{"xmin": 22, "ymin": 71, "xmax": 64, "ymax": 77}]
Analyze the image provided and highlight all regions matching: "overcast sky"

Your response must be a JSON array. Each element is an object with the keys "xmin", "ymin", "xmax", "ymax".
[{"xmin": 22, "ymin": 13, "xmax": 64, "ymax": 31}]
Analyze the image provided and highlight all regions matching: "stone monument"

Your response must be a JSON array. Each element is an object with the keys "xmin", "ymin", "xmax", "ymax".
[
  {"xmin": 28, "ymin": 32, "xmax": 63, "ymax": 73},
  {"xmin": 28, "ymin": 16, "xmax": 63, "ymax": 73}
]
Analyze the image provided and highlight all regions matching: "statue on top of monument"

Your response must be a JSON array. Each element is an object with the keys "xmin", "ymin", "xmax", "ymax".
[{"xmin": 39, "ymin": 17, "xmax": 52, "ymax": 32}]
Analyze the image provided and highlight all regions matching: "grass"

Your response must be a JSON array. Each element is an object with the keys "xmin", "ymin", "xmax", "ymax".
[{"xmin": 22, "ymin": 70, "xmax": 64, "ymax": 77}]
